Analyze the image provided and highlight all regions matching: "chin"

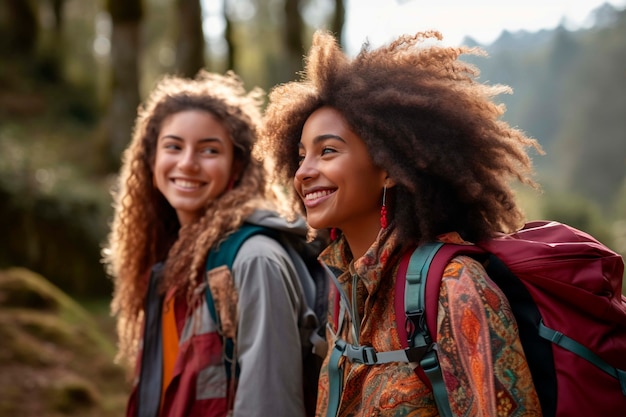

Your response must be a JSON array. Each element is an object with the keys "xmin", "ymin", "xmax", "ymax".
[
  {"xmin": 304, "ymin": 215, "xmax": 326, "ymax": 231},
  {"xmin": 309, "ymin": 220, "xmax": 335, "ymax": 232}
]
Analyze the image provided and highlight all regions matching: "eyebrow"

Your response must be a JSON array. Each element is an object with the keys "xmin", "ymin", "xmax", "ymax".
[
  {"xmin": 299, "ymin": 134, "xmax": 346, "ymax": 147},
  {"xmin": 160, "ymin": 135, "xmax": 223, "ymax": 144}
]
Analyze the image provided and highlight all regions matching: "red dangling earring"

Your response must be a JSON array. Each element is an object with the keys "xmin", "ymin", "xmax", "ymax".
[
  {"xmin": 380, "ymin": 184, "xmax": 388, "ymax": 229},
  {"xmin": 330, "ymin": 228, "xmax": 339, "ymax": 241}
]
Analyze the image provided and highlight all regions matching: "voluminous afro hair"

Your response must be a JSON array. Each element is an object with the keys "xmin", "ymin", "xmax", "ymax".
[
  {"xmin": 262, "ymin": 30, "xmax": 542, "ymax": 246},
  {"xmin": 104, "ymin": 70, "xmax": 276, "ymax": 367}
]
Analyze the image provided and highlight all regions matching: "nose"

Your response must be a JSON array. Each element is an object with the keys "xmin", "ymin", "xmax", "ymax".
[
  {"xmin": 178, "ymin": 149, "xmax": 199, "ymax": 171},
  {"xmin": 295, "ymin": 155, "xmax": 318, "ymax": 183}
]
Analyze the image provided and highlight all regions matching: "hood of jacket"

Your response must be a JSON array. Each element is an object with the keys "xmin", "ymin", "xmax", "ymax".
[{"xmin": 244, "ymin": 209, "xmax": 309, "ymax": 240}]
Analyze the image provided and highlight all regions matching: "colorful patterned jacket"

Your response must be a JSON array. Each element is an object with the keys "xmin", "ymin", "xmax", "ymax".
[{"xmin": 316, "ymin": 226, "xmax": 542, "ymax": 417}]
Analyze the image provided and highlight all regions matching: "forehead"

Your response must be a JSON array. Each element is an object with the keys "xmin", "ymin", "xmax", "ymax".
[
  {"xmin": 159, "ymin": 110, "xmax": 233, "ymax": 140},
  {"xmin": 160, "ymin": 109, "xmax": 222, "ymax": 129},
  {"xmin": 301, "ymin": 107, "xmax": 353, "ymax": 139}
]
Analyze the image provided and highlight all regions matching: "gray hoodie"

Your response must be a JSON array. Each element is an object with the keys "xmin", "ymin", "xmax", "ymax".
[{"xmin": 230, "ymin": 209, "xmax": 318, "ymax": 417}]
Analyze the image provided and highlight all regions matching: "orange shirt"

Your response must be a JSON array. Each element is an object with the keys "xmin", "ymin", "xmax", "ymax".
[{"xmin": 160, "ymin": 293, "xmax": 179, "ymax": 413}]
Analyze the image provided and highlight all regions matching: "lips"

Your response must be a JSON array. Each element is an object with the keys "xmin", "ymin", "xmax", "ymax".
[
  {"xmin": 302, "ymin": 188, "xmax": 336, "ymax": 207},
  {"xmin": 172, "ymin": 178, "xmax": 204, "ymax": 189}
]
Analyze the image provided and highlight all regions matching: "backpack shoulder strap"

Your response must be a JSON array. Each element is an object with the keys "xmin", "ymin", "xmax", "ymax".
[
  {"xmin": 397, "ymin": 242, "xmax": 487, "ymax": 417},
  {"xmin": 398, "ymin": 243, "xmax": 452, "ymax": 417},
  {"xmin": 205, "ymin": 224, "xmax": 277, "ymax": 271},
  {"xmin": 205, "ymin": 223, "xmax": 278, "ymax": 321}
]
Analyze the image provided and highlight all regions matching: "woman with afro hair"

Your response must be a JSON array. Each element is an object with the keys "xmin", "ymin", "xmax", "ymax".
[
  {"xmin": 261, "ymin": 30, "xmax": 543, "ymax": 416},
  {"xmin": 104, "ymin": 70, "xmax": 315, "ymax": 417}
]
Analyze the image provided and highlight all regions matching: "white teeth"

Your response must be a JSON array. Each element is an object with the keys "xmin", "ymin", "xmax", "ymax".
[
  {"xmin": 305, "ymin": 190, "xmax": 334, "ymax": 200},
  {"xmin": 174, "ymin": 179, "xmax": 201, "ymax": 189}
]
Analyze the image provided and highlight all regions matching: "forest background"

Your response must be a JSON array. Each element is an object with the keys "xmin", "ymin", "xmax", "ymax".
[{"xmin": 0, "ymin": 0, "xmax": 625, "ymax": 416}]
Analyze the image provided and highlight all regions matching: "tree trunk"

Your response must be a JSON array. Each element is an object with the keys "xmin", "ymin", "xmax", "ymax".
[
  {"xmin": 51, "ymin": 0, "xmax": 64, "ymax": 31},
  {"xmin": 104, "ymin": 0, "xmax": 142, "ymax": 171},
  {"xmin": 223, "ymin": 0, "xmax": 235, "ymax": 71},
  {"xmin": 331, "ymin": 0, "xmax": 345, "ymax": 47},
  {"xmin": 39, "ymin": 0, "xmax": 66, "ymax": 82},
  {"xmin": 175, "ymin": 0, "xmax": 205, "ymax": 77},
  {"xmin": 284, "ymin": 0, "xmax": 304, "ymax": 80},
  {"xmin": 4, "ymin": 0, "xmax": 38, "ymax": 56}
]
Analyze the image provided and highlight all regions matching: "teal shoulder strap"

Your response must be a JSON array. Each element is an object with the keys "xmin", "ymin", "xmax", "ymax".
[
  {"xmin": 205, "ymin": 223, "xmax": 275, "ymax": 270},
  {"xmin": 405, "ymin": 243, "xmax": 454, "ymax": 417},
  {"xmin": 205, "ymin": 223, "xmax": 274, "ymax": 323},
  {"xmin": 205, "ymin": 223, "xmax": 277, "ymax": 322}
]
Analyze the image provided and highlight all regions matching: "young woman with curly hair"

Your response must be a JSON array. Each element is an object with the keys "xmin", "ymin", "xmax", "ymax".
[
  {"xmin": 261, "ymin": 30, "xmax": 544, "ymax": 416},
  {"xmin": 104, "ymin": 70, "xmax": 313, "ymax": 417}
]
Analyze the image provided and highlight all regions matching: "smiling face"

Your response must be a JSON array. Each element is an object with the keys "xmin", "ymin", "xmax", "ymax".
[
  {"xmin": 153, "ymin": 110, "xmax": 236, "ymax": 226},
  {"xmin": 295, "ymin": 106, "xmax": 388, "ymax": 243}
]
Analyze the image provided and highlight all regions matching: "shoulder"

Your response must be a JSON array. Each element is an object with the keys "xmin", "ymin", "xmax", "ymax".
[
  {"xmin": 230, "ymin": 234, "xmax": 297, "ymax": 289},
  {"xmin": 233, "ymin": 233, "xmax": 292, "ymax": 267},
  {"xmin": 442, "ymin": 255, "xmax": 488, "ymax": 282},
  {"xmin": 441, "ymin": 255, "xmax": 509, "ymax": 312}
]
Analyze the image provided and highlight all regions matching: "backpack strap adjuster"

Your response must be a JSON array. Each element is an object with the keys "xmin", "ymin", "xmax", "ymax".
[
  {"xmin": 405, "ymin": 309, "xmax": 432, "ymax": 348},
  {"xmin": 339, "ymin": 341, "xmax": 431, "ymax": 365},
  {"xmin": 343, "ymin": 344, "xmax": 378, "ymax": 364}
]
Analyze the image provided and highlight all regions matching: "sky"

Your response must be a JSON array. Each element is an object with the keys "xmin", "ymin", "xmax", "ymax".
[{"xmin": 343, "ymin": 0, "xmax": 626, "ymax": 54}]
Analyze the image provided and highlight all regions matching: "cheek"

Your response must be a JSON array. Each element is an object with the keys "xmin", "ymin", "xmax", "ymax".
[
  {"xmin": 208, "ymin": 159, "xmax": 235, "ymax": 191},
  {"xmin": 152, "ymin": 156, "xmax": 167, "ymax": 185},
  {"xmin": 293, "ymin": 176, "xmax": 302, "ymax": 194},
  {"xmin": 352, "ymin": 167, "xmax": 384, "ymax": 203},
  {"xmin": 153, "ymin": 150, "xmax": 169, "ymax": 173}
]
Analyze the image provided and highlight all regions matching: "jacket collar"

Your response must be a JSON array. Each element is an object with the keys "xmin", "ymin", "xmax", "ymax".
[{"xmin": 320, "ymin": 225, "xmax": 404, "ymax": 296}]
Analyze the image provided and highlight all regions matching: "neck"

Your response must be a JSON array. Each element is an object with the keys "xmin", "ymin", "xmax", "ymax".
[{"xmin": 342, "ymin": 219, "xmax": 382, "ymax": 260}]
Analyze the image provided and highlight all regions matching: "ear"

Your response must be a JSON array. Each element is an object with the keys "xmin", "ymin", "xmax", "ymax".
[
  {"xmin": 384, "ymin": 174, "xmax": 396, "ymax": 188},
  {"xmin": 229, "ymin": 160, "xmax": 244, "ymax": 187}
]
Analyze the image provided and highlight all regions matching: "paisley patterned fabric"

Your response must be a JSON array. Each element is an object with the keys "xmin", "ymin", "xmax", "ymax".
[{"xmin": 316, "ymin": 226, "xmax": 542, "ymax": 417}]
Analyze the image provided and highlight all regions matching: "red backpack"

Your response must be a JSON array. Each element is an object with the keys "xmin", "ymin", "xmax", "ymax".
[{"xmin": 395, "ymin": 220, "xmax": 626, "ymax": 417}]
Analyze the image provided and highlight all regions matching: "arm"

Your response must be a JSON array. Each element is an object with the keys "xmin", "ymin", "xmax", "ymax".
[
  {"xmin": 436, "ymin": 256, "xmax": 542, "ymax": 417},
  {"xmin": 231, "ymin": 234, "xmax": 306, "ymax": 417}
]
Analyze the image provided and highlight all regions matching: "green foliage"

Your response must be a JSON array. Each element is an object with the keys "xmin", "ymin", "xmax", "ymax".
[
  {"xmin": 47, "ymin": 376, "xmax": 100, "ymax": 413},
  {"xmin": 538, "ymin": 191, "xmax": 614, "ymax": 249},
  {"xmin": 0, "ymin": 268, "xmax": 128, "ymax": 417},
  {"xmin": 470, "ymin": 8, "xmax": 626, "ymax": 213},
  {"xmin": 612, "ymin": 178, "xmax": 626, "ymax": 220},
  {"xmin": 0, "ymin": 117, "xmax": 113, "ymax": 297},
  {"xmin": 555, "ymin": 15, "xmax": 626, "ymax": 208}
]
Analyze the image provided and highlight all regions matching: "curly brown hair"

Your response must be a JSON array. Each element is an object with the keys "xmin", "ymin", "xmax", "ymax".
[
  {"xmin": 104, "ymin": 70, "xmax": 281, "ymax": 366},
  {"xmin": 261, "ymin": 30, "xmax": 542, "ymax": 247}
]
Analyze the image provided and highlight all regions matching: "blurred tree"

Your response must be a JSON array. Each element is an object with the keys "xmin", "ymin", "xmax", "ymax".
[
  {"xmin": 540, "ymin": 190, "xmax": 613, "ymax": 248},
  {"xmin": 50, "ymin": 0, "xmax": 65, "ymax": 28},
  {"xmin": 137, "ymin": 0, "xmax": 174, "ymax": 93},
  {"xmin": 471, "ymin": 7, "xmax": 626, "ymax": 212},
  {"xmin": 225, "ymin": 0, "xmax": 280, "ymax": 89},
  {"xmin": 37, "ymin": 0, "xmax": 67, "ymax": 83},
  {"xmin": 522, "ymin": 28, "xmax": 580, "ymax": 149},
  {"xmin": 555, "ymin": 11, "xmax": 626, "ymax": 209},
  {"xmin": 103, "ymin": 0, "xmax": 143, "ymax": 171},
  {"xmin": 331, "ymin": 0, "xmax": 345, "ymax": 46},
  {"xmin": 223, "ymin": 0, "xmax": 235, "ymax": 71},
  {"xmin": 3, "ymin": 0, "xmax": 38, "ymax": 56},
  {"xmin": 284, "ymin": 0, "xmax": 305, "ymax": 79},
  {"xmin": 175, "ymin": 0, "xmax": 205, "ymax": 77}
]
